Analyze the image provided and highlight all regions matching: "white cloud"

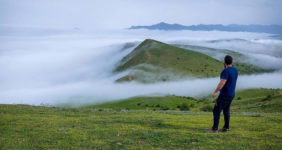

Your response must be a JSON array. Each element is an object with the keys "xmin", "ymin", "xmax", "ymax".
[{"xmin": 0, "ymin": 26, "xmax": 281, "ymax": 106}]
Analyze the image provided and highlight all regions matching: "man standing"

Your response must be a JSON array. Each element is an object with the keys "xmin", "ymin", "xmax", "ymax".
[{"xmin": 207, "ymin": 55, "xmax": 238, "ymax": 133}]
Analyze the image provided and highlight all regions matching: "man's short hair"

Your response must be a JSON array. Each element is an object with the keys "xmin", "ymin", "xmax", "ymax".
[{"xmin": 225, "ymin": 55, "xmax": 233, "ymax": 65}]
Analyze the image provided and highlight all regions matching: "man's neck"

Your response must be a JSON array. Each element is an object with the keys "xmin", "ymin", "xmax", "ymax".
[{"xmin": 226, "ymin": 64, "xmax": 232, "ymax": 68}]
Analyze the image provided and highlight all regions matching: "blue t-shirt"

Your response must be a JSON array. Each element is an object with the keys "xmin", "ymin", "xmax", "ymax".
[{"xmin": 220, "ymin": 66, "xmax": 238, "ymax": 96}]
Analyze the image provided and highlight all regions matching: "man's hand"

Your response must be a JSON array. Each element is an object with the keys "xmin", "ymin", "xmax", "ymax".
[
  {"xmin": 213, "ymin": 79, "xmax": 226, "ymax": 98},
  {"xmin": 213, "ymin": 92, "xmax": 217, "ymax": 98}
]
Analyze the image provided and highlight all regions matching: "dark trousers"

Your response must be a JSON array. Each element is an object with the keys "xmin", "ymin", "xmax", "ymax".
[{"xmin": 212, "ymin": 95, "xmax": 234, "ymax": 130}]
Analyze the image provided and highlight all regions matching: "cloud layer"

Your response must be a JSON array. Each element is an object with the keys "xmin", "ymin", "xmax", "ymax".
[{"xmin": 0, "ymin": 26, "xmax": 281, "ymax": 106}]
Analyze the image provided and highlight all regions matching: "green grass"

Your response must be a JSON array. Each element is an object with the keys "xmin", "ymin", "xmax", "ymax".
[
  {"xmin": 89, "ymin": 96, "xmax": 199, "ymax": 111},
  {"xmin": 1, "ymin": 88, "xmax": 281, "ymax": 149},
  {"xmin": 87, "ymin": 88, "xmax": 281, "ymax": 113},
  {"xmin": 232, "ymin": 88, "xmax": 282, "ymax": 113},
  {"xmin": 174, "ymin": 44, "xmax": 275, "ymax": 74},
  {"xmin": 115, "ymin": 39, "xmax": 273, "ymax": 83},
  {"xmin": 234, "ymin": 88, "xmax": 279, "ymax": 100},
  {"xmin": 232, "ymin": 95, "xmax": 282, "ymax": 113},
  {"xmin": 1, "ymin": 105, "xmax": 282, "ymax": 149}
]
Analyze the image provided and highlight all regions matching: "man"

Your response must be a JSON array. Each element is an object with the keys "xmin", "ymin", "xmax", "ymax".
[{"xmin": 206, "ymin": 55, "xmax": 238, "ymax": 133}]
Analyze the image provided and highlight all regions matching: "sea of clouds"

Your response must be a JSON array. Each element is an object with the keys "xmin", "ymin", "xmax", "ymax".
[{"xmin": 0, "ymin": 25, "xmax": 282, "ymax": 106}]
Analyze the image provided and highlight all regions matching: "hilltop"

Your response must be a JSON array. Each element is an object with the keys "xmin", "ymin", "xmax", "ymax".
[
  {"xmin": 115, "ymin": 39, "xmax": 272, "ymax": 83},
  {"xmin": 128, "ymin": 22, "xmax": 282, "ymax": 34}
]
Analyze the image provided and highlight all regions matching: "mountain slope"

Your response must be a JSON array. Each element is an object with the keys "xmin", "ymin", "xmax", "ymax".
[
  {"xmin": 173, "ymin": 44, "xmax": 275, "ymax": 73},
  {"xmin": 115, "ymin": 39, "xmax": 272, "ymax": 83},
  {"xmin": 115, "ymin": 39, "xmax": 226, "ymax": 82}
]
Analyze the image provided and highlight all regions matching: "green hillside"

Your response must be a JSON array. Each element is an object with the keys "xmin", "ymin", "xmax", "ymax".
[
  {"xmin": 87, "ymin": 96, "xmax": 199, "ymax": 111},
  {"xmin": 173, "ymin": 44, "xmax": 275, "ymax": 73},
  {"xmin": 1, "ymin": 103, "xmax": 282, "ymax": 149},
  {"xmin": 88, "ymin": 88, "xmax": 282, "ymax": 113},
  {"xmin": 115, "ymin": 39, "xmax": 272, "ymax": 83},
  {"xmin": 1, "ymin": 88, "xmax": 281, "ymax": 149},
  {"xmin": 232, "ymin": 88, "xmax": 282, "ymax": 113}
]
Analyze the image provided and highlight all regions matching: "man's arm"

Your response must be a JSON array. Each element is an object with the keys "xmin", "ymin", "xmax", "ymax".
[{"xmin": 212, "ymin": 79, "xmax": 227, "ymax": 98}]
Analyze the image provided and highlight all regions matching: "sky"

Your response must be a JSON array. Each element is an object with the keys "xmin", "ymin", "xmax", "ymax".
[{"xmin": 1, "ymin": 0, "xmax": 282, "ymax": 29}]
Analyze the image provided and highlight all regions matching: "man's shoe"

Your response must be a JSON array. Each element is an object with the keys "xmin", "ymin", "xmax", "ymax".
[
  {"xmin": 218, "ymin": 128, "xmax": 230, "ymax": 132},
  {"xmin": 205, "ymin": 128, "xmax": 218, "ymax": 133}
]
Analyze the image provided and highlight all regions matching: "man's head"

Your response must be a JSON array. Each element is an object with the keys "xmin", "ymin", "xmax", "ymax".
[{"xmin": 224, "ymin": 55, "xmax": 233, "ymax": 66}]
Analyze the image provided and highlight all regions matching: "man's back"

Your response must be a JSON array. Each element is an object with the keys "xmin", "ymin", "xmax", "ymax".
[
  {"xmin": 220, "ymin": 66, "xmax": 238, "ymax": 96},
  {"xmin": 207, "ymin": 55, "xmax": 238, "ymax": 133}
]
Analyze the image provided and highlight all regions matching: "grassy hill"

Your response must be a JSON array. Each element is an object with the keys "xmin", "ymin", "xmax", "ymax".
[
  {"xmin": 173, "ymin": 44, "xmax": 275, "ymax": 72},
  {"xmin": 115, "ymin": 39, "xmax": 273, "ymax": 83},
  {"xmin": 1, "ymin": 102, "xmax": 282, "ymax": 149},
  {"xmin": 87, "ymin": 96, "xmax": 199, "ymax": 111},
  {"xmin": 1, "ymin": 88, "xmax": 281, "ymax": 149},
  {"xmin": 88, "ymin": 88, "xmax": 282, "ymax": 113},
  {"xmin": 232, "ymin": 88, "xmax": 282, "ymax": 113}
]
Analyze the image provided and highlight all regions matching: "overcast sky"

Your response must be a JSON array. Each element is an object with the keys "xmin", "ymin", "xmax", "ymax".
[{"xmin": 0, "ymin": 0, "xmax": 281, "ymax": 29}]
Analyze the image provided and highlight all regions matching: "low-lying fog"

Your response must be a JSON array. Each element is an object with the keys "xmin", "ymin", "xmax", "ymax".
[{"xmin": 0, "ymin": 25, "xmax": 281, "ymax": 106}]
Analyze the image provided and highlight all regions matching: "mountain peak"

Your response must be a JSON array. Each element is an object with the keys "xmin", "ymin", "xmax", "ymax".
[{"xmin": 143, "ymin": 38, "xmax": 155, "ymax": 43}]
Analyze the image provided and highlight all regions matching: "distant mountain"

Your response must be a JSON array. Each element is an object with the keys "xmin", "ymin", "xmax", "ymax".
[{"xmin": 128, "ymin": 22, "xmax": 282, "ymax": 34}]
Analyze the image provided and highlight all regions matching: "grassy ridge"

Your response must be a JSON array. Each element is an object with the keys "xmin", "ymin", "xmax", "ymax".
[
  {"xmin": 173, "ymin": 44, "xmax": 275, "ymax": 75},
  {"xmin": 89, "ymin": 96, "xmax": 199, "ymax": 111},
  {"xmin": 234, "ymin": 88, "xmax": 279, "ymax": 100},
  {"xmin": 116, "ymin": 39, "xmax": 225, "ymax": 82},
  {"xmin": 115, "ymin": 39, "xmax": 273, "ymax": 83},
  {"xmin": 232, "ymin": 89, "xmax": 282, "ymax": 113},
  {"xmin": 89, "ymin": 88, "xmax": 281, "ymax": 113},
  {"xmin": 1, "ymin": 105, "xmax": 282, "ymax": 149}
]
